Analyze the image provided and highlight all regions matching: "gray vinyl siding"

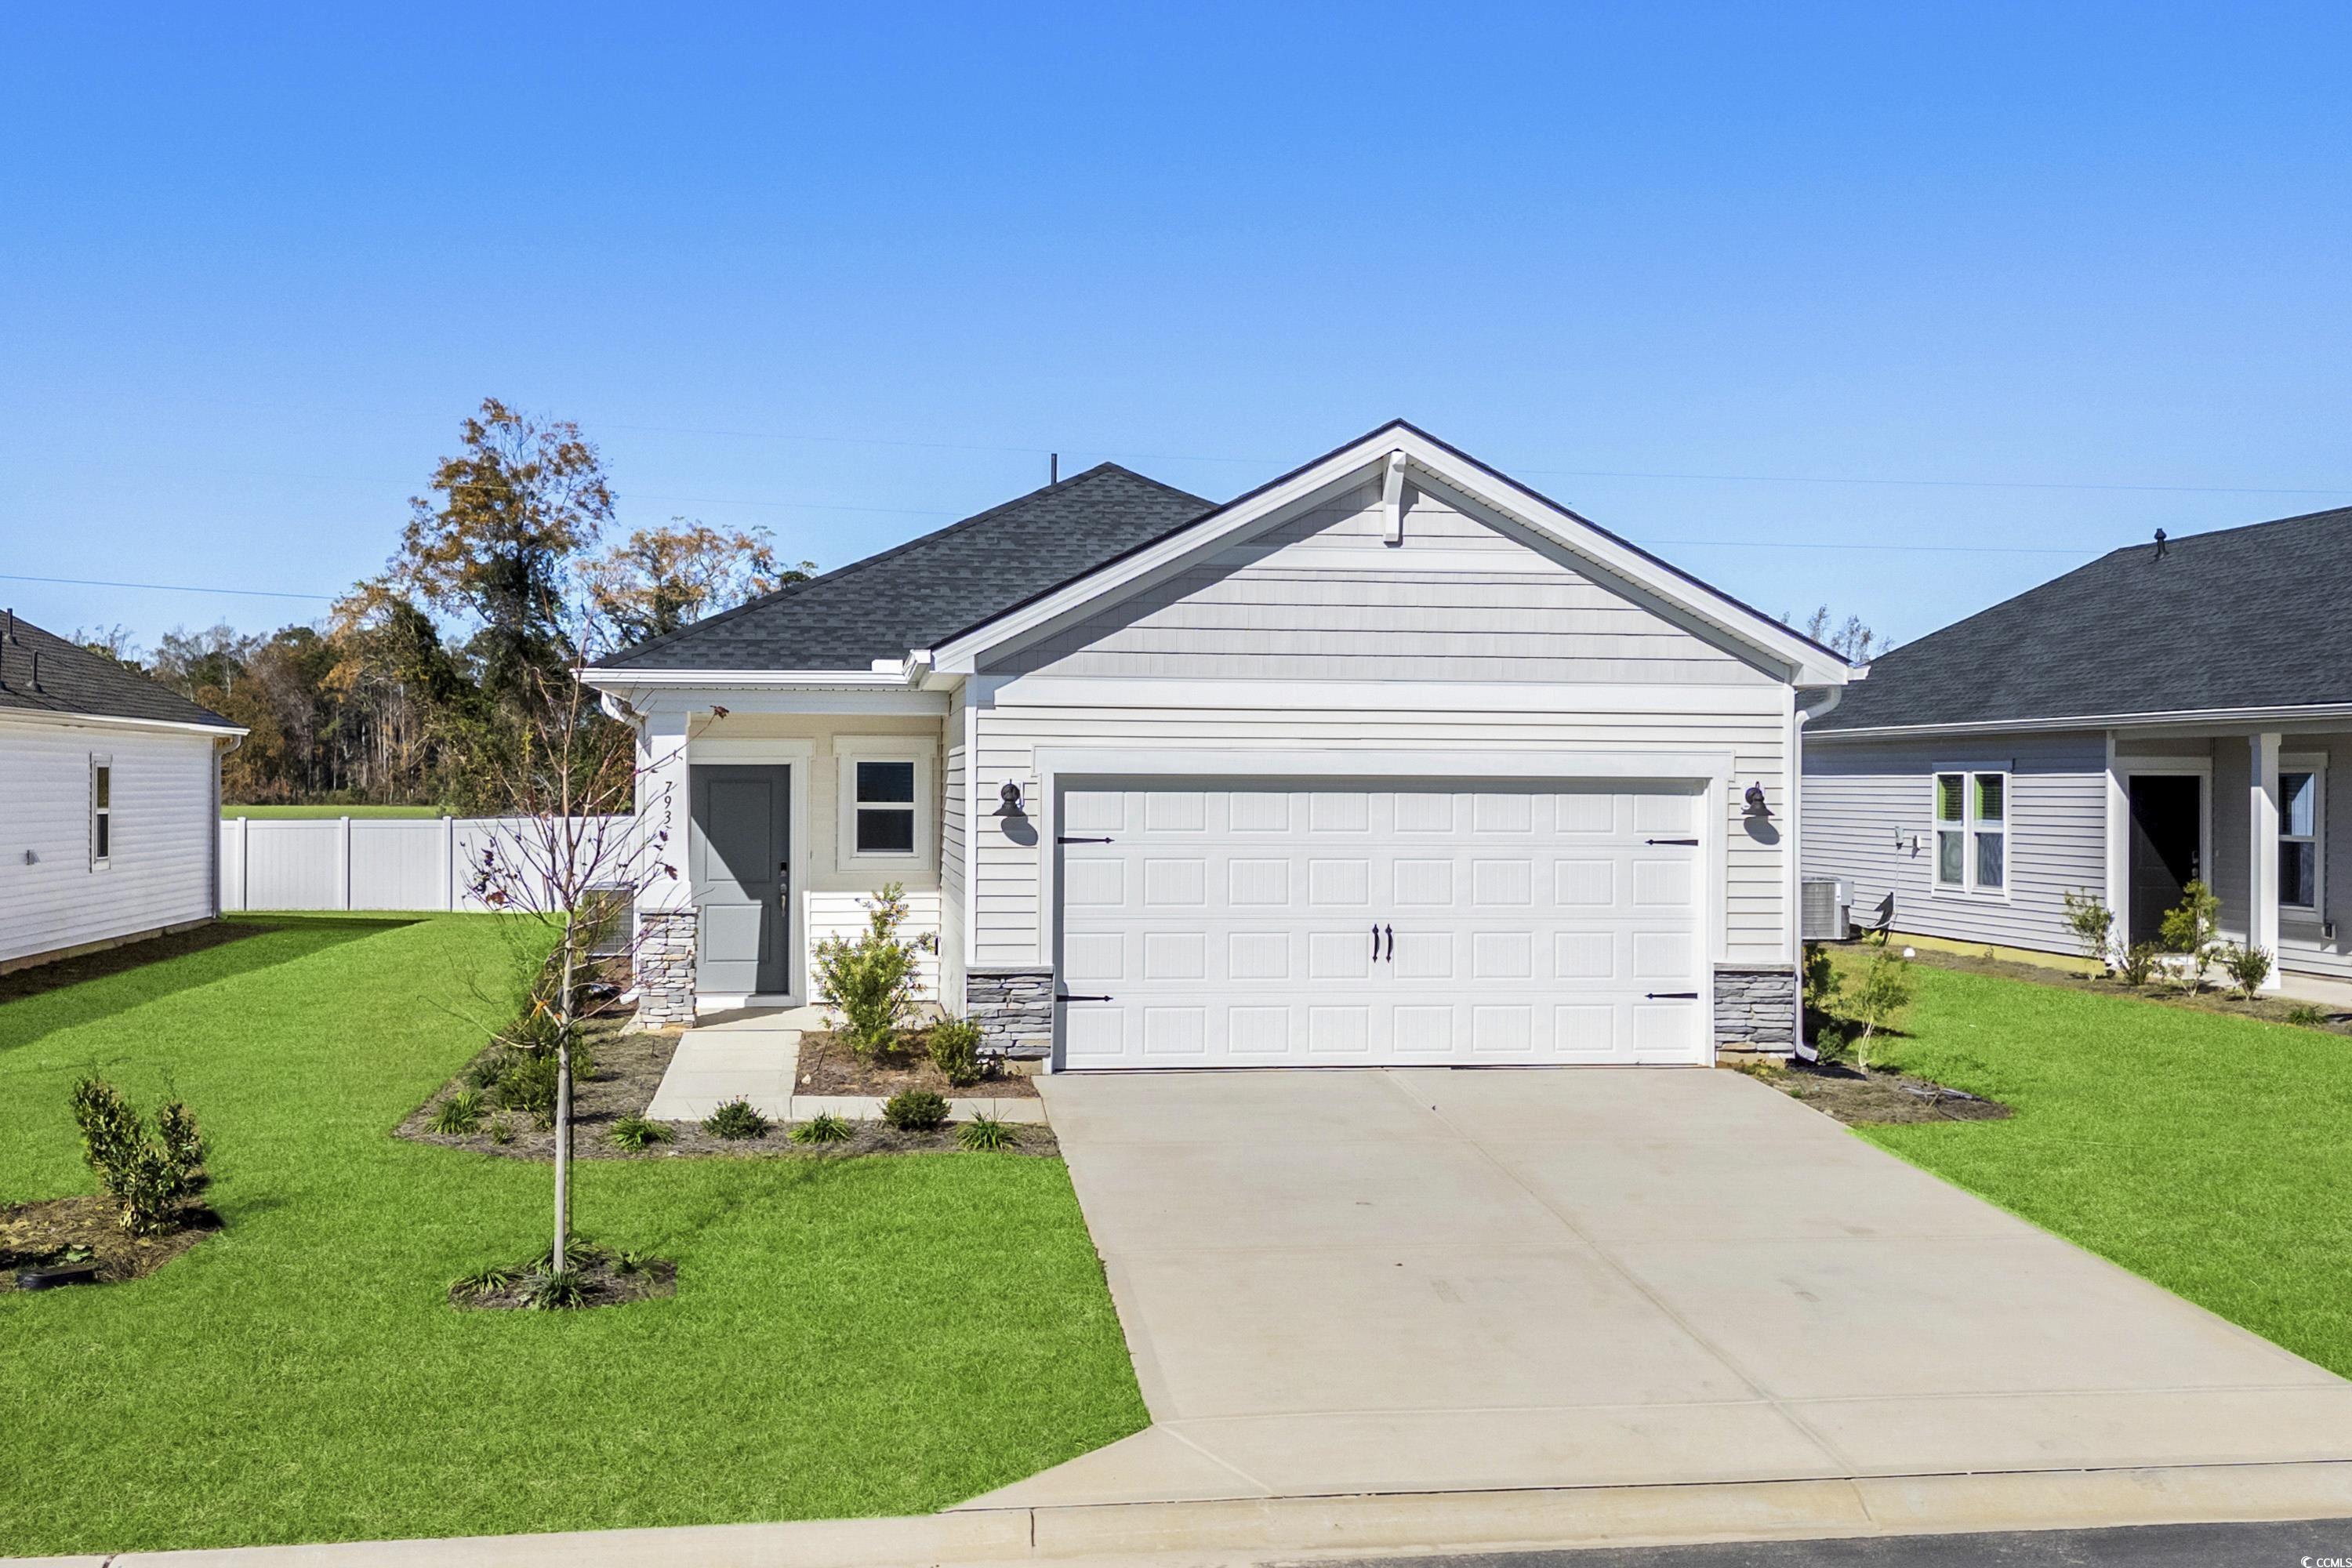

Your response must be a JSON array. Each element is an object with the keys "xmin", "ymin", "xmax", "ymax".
[
  {"xmin": 989, "ymin": 477, "xmax": 1778, "ymax": 686},
  {"xmin": 1802, "ymin": 731, "xmax": 2107, "ymax": 955},
  {"xmin": 2207, "ymin": 731, "xmax": 2352, "ymax": 982}
]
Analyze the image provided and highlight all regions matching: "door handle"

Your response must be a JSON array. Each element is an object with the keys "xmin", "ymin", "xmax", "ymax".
[
  {"xmin": 1372, "ymin": 924, "xmax": 1381, "ymax": 963},
  {"xmin": 1384, "ymin": 924, "xmax": 1394, "ymax": 963}
]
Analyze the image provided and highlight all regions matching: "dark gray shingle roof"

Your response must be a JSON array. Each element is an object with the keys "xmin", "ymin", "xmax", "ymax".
[
  {"xmin": 0, "ymin": 614, "xmax": 238, "ymax": 728},
  {"xmin": 1815, "ymin": 506, "xmax": 2352, "ymax": 733},
  {"xmin": 592, "ymin": 463, "xmax": 1216, "ymax": 673}
]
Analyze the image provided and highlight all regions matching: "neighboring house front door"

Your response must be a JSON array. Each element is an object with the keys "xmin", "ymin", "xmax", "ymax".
[
  {"xmin": 2128, "ymin": 774, "xmax": 2201, "ymax": 946},
  {"xmin": 691, "ymin": 764, "xmax": 791, "ymax": 996}
]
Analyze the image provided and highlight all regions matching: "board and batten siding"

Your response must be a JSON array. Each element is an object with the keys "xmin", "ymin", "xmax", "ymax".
[
  {"xmin": 1802, "ymin": 731, "xmax": 2107, "ymax": 955},
  {"xmin": 991, "ymin": 476, "xmax": 1781, "ymax": 688},
  {"xmin": 966, "ymin": 696, "xmax": 1793, "ymax": 969},
  {"xmin": 1, "ymin": 716, "xmax": 219, "ymax": 967}
]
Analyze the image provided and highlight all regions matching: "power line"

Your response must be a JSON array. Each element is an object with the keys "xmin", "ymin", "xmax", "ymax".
[{"xmin": 0, "ymin": 572, "xmax": 336, "ymax": 601}]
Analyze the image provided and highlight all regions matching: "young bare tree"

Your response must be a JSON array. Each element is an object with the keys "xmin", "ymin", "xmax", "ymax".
[
  {"xmin": 460, "ymin": 617, "xmax": 677, "ymax": 1276},
  {"xmin": 1791, "ymin": 605, "xmax": 1892, "ymax": 664}
]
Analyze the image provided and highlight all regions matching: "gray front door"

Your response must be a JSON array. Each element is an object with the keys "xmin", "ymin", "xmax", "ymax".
[{"xmin": 691, "ymin": 764, "xmax": 791, "ymax": 995}]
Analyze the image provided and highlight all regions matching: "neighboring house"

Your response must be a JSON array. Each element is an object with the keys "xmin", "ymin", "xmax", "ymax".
[
  {"xmin": 0, "ymin": 612, "xmax": 246, "ymax": 973},
  {"xmin": 585, "ymin": 422, "xmax": 1857, "ymax": 1068},
  {"xmin": 1803, "ymin": 506, "xmax": 2352, "ymax": 993}
]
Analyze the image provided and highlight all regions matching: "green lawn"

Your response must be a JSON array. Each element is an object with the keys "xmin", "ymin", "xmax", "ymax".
[
  {"xmin": 0, "ymin": 917, "xmax": 1145, "ymax": 1558},
  {"xmin": 1841, "ymin": 953, "xmax": 2352, "ymax": 1376},
  {"xmin": 220, "ymin": 804, "xmax": 452, "ymax": 818}
]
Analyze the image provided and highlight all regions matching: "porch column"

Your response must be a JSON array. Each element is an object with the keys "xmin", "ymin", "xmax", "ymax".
[
  {"xmin": 631, "ymin": 706, "xmax": 698, "ymax": 1029},
  {"xmin": 2249, "ymin": 731, "xmax": 2284, "ymax": 990},
  {"xmin": 2103, "ymin": 732, "xmax": 2129, "ymax": 956}
]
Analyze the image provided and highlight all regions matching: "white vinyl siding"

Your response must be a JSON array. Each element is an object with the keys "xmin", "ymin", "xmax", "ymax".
[
  {"xmin": 1803, "ymin": 732, "xmax": 2106, "ymax": 954},
  {"xmin": 1, "ymin": 717, "xmax": 219, "ymax": 967},
  {"xmin": 2212, "ymin": 732, "xmax": 2352, "ymax": 983},
  {"xmin": 971, "ymin": 695, "xmax": 1789, "ymax": 968},
  {"xmin": 989, "ymin": 477, "xmax": 1780, "ymax": 688}
]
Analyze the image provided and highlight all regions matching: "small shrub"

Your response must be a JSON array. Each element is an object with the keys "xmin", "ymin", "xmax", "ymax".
[
  {"xmin": 2221, "ymin": 943, "xmax": 2274, "ymax": 1001},
  {"xmin": 2286, "ymin": 1004, "xmax": 2330, "ymax": 1028},
  {"xmin": 1801, "ymin": 942, "xmax": 1841, "ymax": 1016},
  {"xmin": 882, "ymin": 1088, "xmax": 950, "ymax": 1131},
  {"xmin": 789, "ymin": 1112, "xmax": 855, "ymax": 1145},
  {"xmin": 1810, "ymin": 1020, "xmax": 1856, "ymax": 1069},
  {"xmin": 488, "ymin": 1116, "xmax": 516, "ymax": 1145},
  {"xmin": 70, "ymin": 1077, "xmax": 209, "ymax": 1236},
  {"xmin": 614, "ymin": 1249, "xmax": 655, "ymax": 1276},
  {"xmin": 466, "ymin": 1049, "xmax": 516, "ymax": 1091},
  {"xmin": 702, "ymin": 1098, "xmax": 771, "ymax": 1140},
  {"xmin": 610, "ymin": 1115, "xmax": 673, "ymax": 1151},
  {"xmin": 2061, "ymin": 889, "xmax": 2117, "ymax": 969},
  {"xmin": 526, "ymin": 1268, "xmax": 592, "ymax": 1310},
  {"xmin": 811, "ymin": 884, "xmax": 923, "ymax": 1061},
  {"xmin": 430, "ymin": 1089, "xmax": 483, "ymax": 1135},
  {"xmin": 927, "ymin": 1018, "xmax": 984, "ymax": 1088},
  {"xmin": 2117, "ymin": 942, "xmax": 2160, "ymax": 988},
  {"xmin": 1728, "ymin": 1057, "xmax": 1786, "ymax": 1083},
  {"xmin": 957, "ymin": 1112, "xmax": 1022, "ymax": 1151},
  {"xmin": 451, "ymin": 1262, "xmax": 514, "ymax": 1298},
  {"xmin": 2158, "ymin": 879, "xmax": 2223, "ymax": 985},
  {"xmin": 497, "ymin": 1052, "xmax": 562, "ymax": 1127}
]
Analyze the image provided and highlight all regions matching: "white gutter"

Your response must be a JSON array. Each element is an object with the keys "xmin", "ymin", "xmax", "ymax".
[
  {"xmin": 0, "ymin": 706, "xmax": 247, "ymax": 739},
  {"xmin": 580, "ymin": 667, "xmax": 922, "ymax": 691},
  {"xmin": 1813, "ymin": 700, "xmax": 2352, "ymax": 741}
]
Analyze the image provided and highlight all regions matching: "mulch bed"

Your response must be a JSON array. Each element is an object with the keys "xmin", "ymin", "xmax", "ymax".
[
  {"xmin": 1896, "ymin": 944, "xmax": 2352, "ymax": 1034},
  {"xmin": 1769, "ymin": 1059, "xmax": 2013, "ymax": 1126},
  {"xmin": 0, "ymin": 1196, "xmax": 221, "ymax": 1291},
  {"xmin": 448, "ymin": 1254, "xmax": 678, "ymax": 1312},
  {"xmin": 397, "ymin": 1014, "xmax": 1059, "ymax": 1161},
  {"xmin": 796, "ymin": 1028, "xmax": 1040, "ymax": 1099}
]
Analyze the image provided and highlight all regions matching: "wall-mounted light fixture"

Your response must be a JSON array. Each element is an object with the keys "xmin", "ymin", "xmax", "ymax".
[
  {"xmin": 1743, "ymin": 782, "xmax": 1772, "ymax": 818},
  {"xmin": 997, "ymin": 781, "xmax": 1025, "ymax": 817}
]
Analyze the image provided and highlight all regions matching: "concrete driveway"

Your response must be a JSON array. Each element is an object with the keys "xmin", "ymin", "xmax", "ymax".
[{"xmin": 971, "ymin": 1066, "xmax": 2352, "ymax": 1507}]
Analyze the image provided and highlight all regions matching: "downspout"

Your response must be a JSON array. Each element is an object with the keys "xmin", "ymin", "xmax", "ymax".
[{"xmin": 1791, "ymin": 683, "xmax": 1847, "ymax": 1057}]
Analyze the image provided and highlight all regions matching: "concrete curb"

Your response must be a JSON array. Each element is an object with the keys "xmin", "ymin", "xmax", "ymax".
[{"xmin": 63, "ymin": 1460, "xmax": 2352, "ymax": 1567}]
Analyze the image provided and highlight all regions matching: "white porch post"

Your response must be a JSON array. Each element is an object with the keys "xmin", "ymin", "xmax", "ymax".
[
  {"xmin": 2103, "ymin": 732, "xmax": 2129, "ymax": 957},
  {"xmin": 2249, "ymin": 731, "xmax": 2284, "ymax": 989}
]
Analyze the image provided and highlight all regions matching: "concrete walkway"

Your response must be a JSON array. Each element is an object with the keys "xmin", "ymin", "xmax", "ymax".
[
  {"xmin": 642, "ymin": 1007, "xmax": 1047, "ymax": 1125},
  {"xmin": 973, "ymin": 1066, "xmax": 2352, "ymax": 1508}
]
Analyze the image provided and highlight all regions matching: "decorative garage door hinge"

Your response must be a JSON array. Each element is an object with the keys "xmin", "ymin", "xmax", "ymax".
[
  {"xmin": 1645, "ymin": 991, "xmax": 1701, "ymax": 1000},
  {"xmin": 1056, "ymin": 993, "xmax": 1113, "ymax": 1004},
  {"xmin": 1644, "ymin": 837, "xmax": 1700, "ymax": 846},
  {"xmin": 1057, "ymin": 835, "xmax": 1113, "ymax": 844}
]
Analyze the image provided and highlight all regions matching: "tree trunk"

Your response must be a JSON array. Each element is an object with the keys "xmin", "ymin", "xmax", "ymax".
[{"xmin": 552, "ymin": 936, "xmax": 576, "ymax": 1273}]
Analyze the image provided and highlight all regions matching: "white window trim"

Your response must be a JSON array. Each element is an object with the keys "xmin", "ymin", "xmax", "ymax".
[
  {"xmin": 2281, "ymin": 751, "xmax": 2326, "ymax": 919},
  {"xmin": 836, "ymin": 735, "xmax": 935, "ymax": 873},
  {"xmin": 89, "ymin": 753, "xmax": 114, "ymax": 871},
  {"xmin": 1929, "ymin": 762, "xmax": 2012, "ymax": 902}
]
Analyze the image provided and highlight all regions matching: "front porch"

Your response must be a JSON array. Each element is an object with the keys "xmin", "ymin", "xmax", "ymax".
[{"xmin": 2107, "ymin": 727, "xmax": 2349, "ymax": 992}]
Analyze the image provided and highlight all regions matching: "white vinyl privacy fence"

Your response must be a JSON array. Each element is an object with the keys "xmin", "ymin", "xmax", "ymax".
[{"xmin": 220, "ymin": 815, "xmax": 639, "ymax": 915}]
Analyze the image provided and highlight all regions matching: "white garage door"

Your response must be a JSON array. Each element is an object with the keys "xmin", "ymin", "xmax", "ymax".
[{"xmin": 1056, "ymin": 782, "xmax": 1708, "ymax": 1069}]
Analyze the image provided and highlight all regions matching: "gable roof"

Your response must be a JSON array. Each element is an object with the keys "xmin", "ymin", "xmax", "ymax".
[
  {"xmin": 929, "ymin": 419, "xmax": 1857, "ymax": 685},
  {"xmin": 0, "ymin": 613, "xmax": 239, "ymax": 730},
  {"xmin": 589, "ymin": 464, "xmax": 1216, "ymax": 674},
  {"xmin": 1813, "ymin": 505, "xmax": 2352, "ymax": 735}
]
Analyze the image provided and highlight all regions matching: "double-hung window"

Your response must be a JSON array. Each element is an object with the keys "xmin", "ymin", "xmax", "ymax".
[
  {"xmin": 1933, "ymin": 768, "xmax": 2007, "ymax": 895},
  {"xmin": 2281, "ymin": 758, "xmax": 2325, "ymax": 915},
  {"xmin": 89, "ymin": 755, "xmax": 113, "ymax": 869},
  {"xmin": 836, "ymin": 739, "xmax": 931, "ymax": 869}
]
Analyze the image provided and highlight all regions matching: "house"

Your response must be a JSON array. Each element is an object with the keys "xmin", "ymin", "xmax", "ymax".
[
  {"xmin": 584, "ymin": 422, "xmax": 1859, "ymax": 1068},
  {"xmin": 0, "ymin": 612, "xmax": 246, "ymax": 973},
  {"xmin": 1802, "ymin": 506, "xmax": 2352, "ymax": 993}
]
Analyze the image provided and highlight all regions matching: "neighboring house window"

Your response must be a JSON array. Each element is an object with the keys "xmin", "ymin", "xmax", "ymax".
[
  {"xmin": 836, "ymin": 739, "xmax": 931, "ymax": 869},
  {"xmin": 1933, "ymin": 768, "xmax": 2008, "ymax": 895},
  {"xmin": 2281, "ymin": 760, "xmax": 2324, "ymax": 915},
  {"xmin": 90, "ymin": 756, "xmax": 113, "ymax": 869}
]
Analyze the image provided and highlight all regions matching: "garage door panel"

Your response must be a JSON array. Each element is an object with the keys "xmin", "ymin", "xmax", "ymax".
[{"xmin": 1057, "ymin": 782, "xmax": 1706, "ymax": 1069}]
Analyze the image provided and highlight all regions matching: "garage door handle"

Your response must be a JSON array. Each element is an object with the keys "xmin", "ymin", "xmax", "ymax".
[
  {"xmin": 1371, "ymin": 924, "xmax": 1381, "ymax": 962},
  {"xmin": 1645, "ymin": 991, "xmax": 1700, "ymax": 1000},
  {"xmin": 1645, "ymin": 837, "xmax": 1699, "ymax": 846},
  {"xmin": 1384, "ymin": 924, "xmax": 1394, "ymax": 962}
]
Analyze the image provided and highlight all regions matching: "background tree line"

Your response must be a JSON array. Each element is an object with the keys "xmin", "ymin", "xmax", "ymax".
[{"xmin": 79, "ymin": 399, "xmax": 810, "ymax": 811}]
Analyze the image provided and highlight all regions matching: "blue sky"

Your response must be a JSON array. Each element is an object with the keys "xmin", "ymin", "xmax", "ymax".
[{"xmin": 5, "ymin": 3, "xmax": 2349, "ymax": 652}]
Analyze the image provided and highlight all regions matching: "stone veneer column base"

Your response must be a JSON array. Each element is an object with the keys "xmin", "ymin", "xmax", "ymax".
[
  {"xmin": 965, "ymin": 967, "xmax": 1055, "ymax": 1060},
  {"xmin": 630, "ymin": 909, "xmax": 698, "ymax": 1031},
  {"xmin": 1713, "ymin": 965, "xmax": 1798, "ymax": 1058}
]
